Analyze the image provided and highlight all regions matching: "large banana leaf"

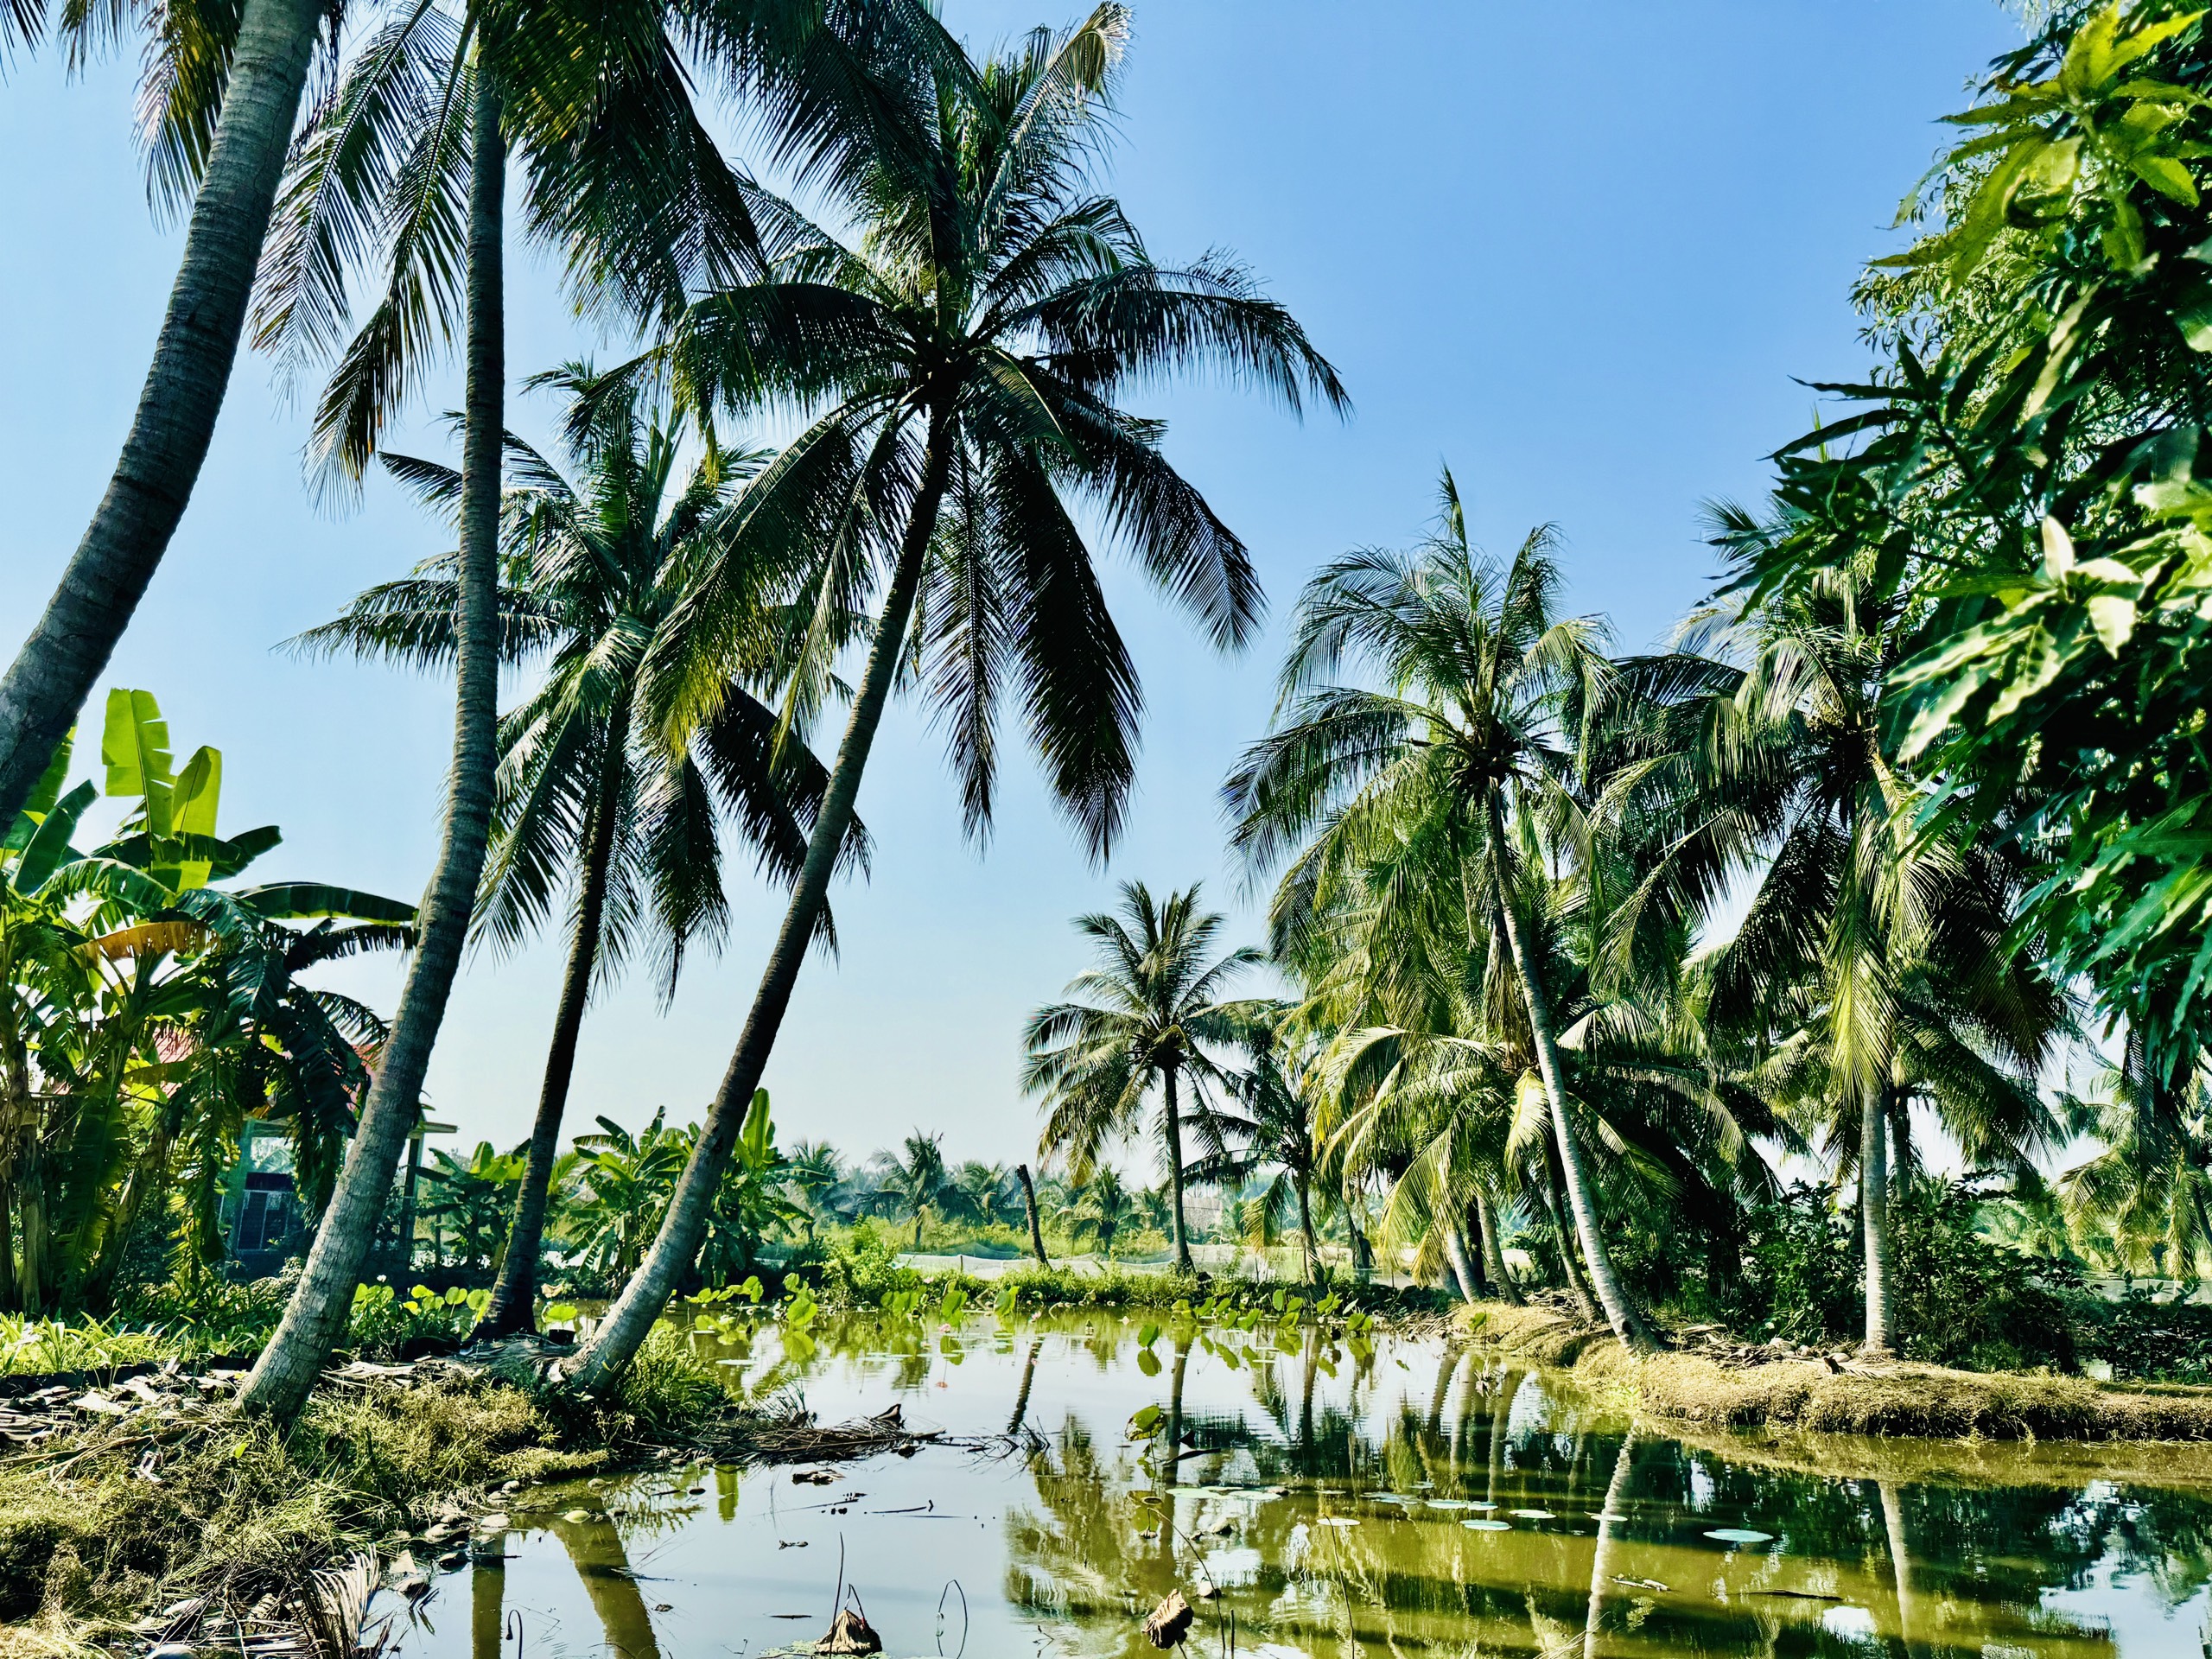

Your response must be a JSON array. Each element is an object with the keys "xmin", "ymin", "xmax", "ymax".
[
  {"xmin": 14, "ymin": 780, "xmax": 99, "ymax": 895},
  {"xmin": 95, "ymin": 826, "xmax": 283, "ymax": 885},
  {"xmin": 4, "ymin": 730, "xmax": 75, "ymax": 852},
  {"xmin": 240, "ymin": 883, "xmax": 417, "ymax": 924},
  {"xmin": 102, "ymin": 689, "xmax": 180, "ymax": 839}
]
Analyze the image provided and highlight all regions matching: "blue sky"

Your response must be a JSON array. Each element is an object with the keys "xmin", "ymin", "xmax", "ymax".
[{"xmin": 0, "ymin": 1, "xmax": 2021, "ymax": 1169}]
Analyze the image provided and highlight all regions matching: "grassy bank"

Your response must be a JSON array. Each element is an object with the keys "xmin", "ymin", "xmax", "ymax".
[
  {"xmin": 0, "ymin": 1332, "xmax": 746, "ymax": 1656},
  {"xmin": 1460, "ymin": 1301, "xmax": 2212, "ymax": 1442}
]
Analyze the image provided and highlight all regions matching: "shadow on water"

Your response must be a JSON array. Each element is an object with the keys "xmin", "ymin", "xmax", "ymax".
[{"xmin": 406, "ymin": 1308, "xmax": 2212, "ymax": 1659}]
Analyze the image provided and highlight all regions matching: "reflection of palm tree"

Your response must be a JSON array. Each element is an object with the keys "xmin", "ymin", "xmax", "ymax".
[
  {"xmin": 1582, "ymin": 1433, "xmax": 1637, "ymax": 1659},
  {"xmin": 550, "ymin": 1510, "xmax": 662, "ymax": 1659},
  {"xmin": 1881, "ymin": 1480, "xmax": 1922, "ymax": 1659},
  {"xmin": 471, "ymin": 1547, "xmax": 505, "ymax": 1659},
  {"xmin": 1009, "ymin": 1338, "xmax": 1040, "ymax": 1437}
]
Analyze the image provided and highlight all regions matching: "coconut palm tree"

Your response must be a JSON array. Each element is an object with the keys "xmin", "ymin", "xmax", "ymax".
[
  {"xmin": 293, "ymin": 364, "xmax": 855, "ymax": 1335},
  {"xmin": 1025, "ymin": 882, "xmax": 1257, "ymax": 1274},
  {"xmin": 1186, "ymin": 1001, "xmax": 1329, "ymax": 1283},
  {"xmin": 1067, "ymin": 1167, "xmax": 1135, "ymax": 1260},
  {"xmin": 1652, "ymin": 541, "xmax": 2067, "ymax": 1354},
  {"xmin": 236, "ymin": 0, "xmax": 959, "ymax": 1423},
  {"xmin": 1226, "ymin": 470, "xmax": 1655, "ymax": 1348},
  {"xmin": 0, "ymin": 0, "xmax": 334, "ymax": 830},
  {"xmin": 564, "ymin": 6, "xmax": 1342, "ymax": 1392},
  {"xmin": 877, "ymin": 1130, "xmax": 950, "ymax": 1249}
]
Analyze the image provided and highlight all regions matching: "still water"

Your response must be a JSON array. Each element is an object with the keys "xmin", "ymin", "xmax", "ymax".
[{"xmin": 391, "ymin": 1311, "xmax": 2212, "ymax": 1659}]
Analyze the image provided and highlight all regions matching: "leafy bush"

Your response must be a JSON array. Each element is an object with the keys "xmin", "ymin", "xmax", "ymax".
[
  {"xmin": 1725, "ymin": 1183, "xmax": 1862, "ymax": 1344},
  {"xmin": 2068, "ymin": 1292, "xmax": 2212, "ymax": 1383},
  {"xmin": 1889, "ymin": 1182, "xmax": 2079, "ymax": 1372}
]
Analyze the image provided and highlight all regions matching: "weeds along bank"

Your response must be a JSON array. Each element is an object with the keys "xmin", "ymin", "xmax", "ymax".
[
  {"xmin": 1459, "ymin": 1302, "xmax": 2212, "ymax": 1443},
  {"xmin": 0, "ymin": 1329, "xmax": 768, "ymax": 1650}
]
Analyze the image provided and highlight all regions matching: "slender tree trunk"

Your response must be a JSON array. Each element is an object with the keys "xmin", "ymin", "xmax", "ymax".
[
  {"xmin": 1440, "ymin": 1217, "xmax": 1478, "ymax": 1306},
  {"xmin": 236, "ymin": 80, "xmax": 505, "ymax": 1421},
  {"xmin": 1015, "ymin": 1162, "xmax": 1049, "ymax": 1266},
  {"xmin": 1162, "ymin": 1063, "xmax": 1192, "ymax": 1273},
  {"xmin": 1295, "ymin": 1174, "xmax": 1319, "ymax": 1285},
  {"xmin": 1582, "ymin": 1433, "xmax": 1637, "ymax": 1659},
  {"xmin": 1491, "ymin": 843, "xmax": 1651, "ymax": 1351},
  {"xmin": 0, "ymin": 0, "xmax": 322, "ymax": 829},
  {"xmin": 1540, "ymin": 1146, "xmax": 1602, "ymax": 1322},
  {"xmin": 566, "ymin": 404, "xmax": 955, "ymax": 1395},
  {"xmin": 1476, "ymin": 1187, "xmax": 1521, "ymax": 1306},
  {"xmin": 1862, "ymin": 1083, "xmax": 1895, "ymax": 1357},
  {"xmin": 479, "ymin": 696, "xmax": 632, "ymax": 1337},
  {"xmin": 1346, "ymin": 1185, "xmax": 1373, "ymax": 1283}
]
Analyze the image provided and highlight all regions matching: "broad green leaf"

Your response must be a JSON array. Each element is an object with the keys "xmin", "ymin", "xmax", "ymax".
[
  {"xmin": 2130, "ymin": 153, "xmax": 2199, "ymax": 205},
  {"xmin": 7, "ymin": 730, "xmax": 74, "ymax": 850},
  {"xmin": 2043, "ymin": 516, "xmax": 2077, "ymax": 580},
  {"xmin": 2088, "ymin": 593, "xmax": 2139, "ymax": 654},
  {"xmin": 240, "ymin": 883, "xmax": 416, "ymax": 923},
  {"xmin": 15, "ymin": 779, "xmax": 96, "ymax": 893},
  {"xmin": 102, "ymin": 689, "xmax": 176, "ymax": 838}
]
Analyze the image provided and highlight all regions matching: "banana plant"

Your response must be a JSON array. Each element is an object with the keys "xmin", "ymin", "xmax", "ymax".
[{"xmin": 0, "ymin": 693, "xmax": 415, "ymax": 1313}]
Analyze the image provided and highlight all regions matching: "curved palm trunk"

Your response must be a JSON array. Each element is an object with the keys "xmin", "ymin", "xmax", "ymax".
[
  {"xmin": 237, "ymin": 81, "xmax": 505, "ymax": 1421},
  {"xmin": 566, "ymin": 406, "xmax": 955, "ymax": 1395},
  {"xmin": 479, "ymin": 696, "xmax": 632, "ymax": 1337},
  {"xmin": 1015, "ymin": 1161, "xmax": 1049, "ymax": 1265},
  {"xmin": 1862, "ymin": 1084, "xmax": 1896, "ymax": 1357},
  {"xmin": 1008, "ymin": 1338, "xmax": 1039, "ymax": 1434},
  {"xmin": 1476, "ymin": 1187, "xmax": 1521, "ymax": 1306},
  {"xmin": 1491, "ymin": 854, "xmax": 1651, "ymax": 1351},
  {"xmin": 1162, "ymin": 1064, "xmax": 1192, "ymax": 1273},
  {"xmin": 0, "ymin": 0, "xmax": 322, "ymax": 829}
]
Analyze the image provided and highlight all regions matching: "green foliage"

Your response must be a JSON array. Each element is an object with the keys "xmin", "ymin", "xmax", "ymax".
[
  {"xmin": 1889, "ymin": 1183, "xmax": 2081, "ymax": 1373},
  {"xmin": 2069, "ymin": 1290, "xmax": 2212, "ymax": 1382},
  {"xmin": 345, "ymin": 1281, "xmax": 493, "ymax": 1356},
  {"xmin": 1731, "ymin": 1185, "xmax": 1864, "ymax": 1346}
]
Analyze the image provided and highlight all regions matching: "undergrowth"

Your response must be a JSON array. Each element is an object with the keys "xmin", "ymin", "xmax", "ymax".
[{"xmin": 0, "ymin": 1327, "xmax": 733, "ymax": 1650}]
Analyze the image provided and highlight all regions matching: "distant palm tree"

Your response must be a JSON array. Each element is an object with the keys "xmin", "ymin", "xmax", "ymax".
[
  {"xmin": 1068, "ymin": 1168, "xmax": 1135, "ymax": 1260},
  {"xmin": 567, "ymin": 4, "xmax": 1342, "ymax": 1392},
  {"xmin": 1188, "ymin": 1001, "xmax": 1327, "ymax": 1283},
  {"xmin": 1025, "ymin": 881, "xmax": 1257, "ymax": 1272},
  {"xmin": 782, "ymin": 1140, "xmax": 847, "ymax": 1240},
  {"xmin": 949, "ymin": 1160, "xmax": 1017, "ymax": 1229},
  {"xmin": 879, "ymin": 1131, "xmax": 950, "ymax": 1249},
  {"xmin": 295, "ymin": 365, "xmax": 855, "ymax": 1336}
]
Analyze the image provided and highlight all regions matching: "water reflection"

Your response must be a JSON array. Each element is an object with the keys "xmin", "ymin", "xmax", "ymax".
[{"xmin": 397, "ymin": 1311, "xmax": 2212, "ymax": 1659}]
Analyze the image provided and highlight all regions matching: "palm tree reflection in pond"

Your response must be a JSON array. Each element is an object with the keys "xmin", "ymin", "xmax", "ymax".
[{"xmin": 548, "ymin": 1508, "xmax": 662, "ymax": 1659}]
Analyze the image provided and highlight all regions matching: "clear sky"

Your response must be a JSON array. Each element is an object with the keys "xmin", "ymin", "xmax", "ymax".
[{"xmin": 0, "ymin": 2, "xmax": 2023, "ymax": 1171}]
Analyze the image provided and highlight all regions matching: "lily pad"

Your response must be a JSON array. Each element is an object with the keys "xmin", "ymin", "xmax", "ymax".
[
  {"xmin": 1510, "ymin": 1509, "xmax": 1556, "ymax": 1520},
  {"xmin": 1425, "ymin": 1498, "xmax": 1474, "ymax": 1510},
  {"xmin": 1704, "ymin": 1528, "xmax": 1776, "ymax": 1545},
  {"xmin": 1470, "ymin": 1501, "xmax": 1497, "ymax": 1511},
  {"xmin": 1461, "ymin": 1519, "xmax": 1511, "ymax": 1531},
  {"xmin": 1317, "ymin": 1516, "xmax": 1360, "ymax": 1528}
]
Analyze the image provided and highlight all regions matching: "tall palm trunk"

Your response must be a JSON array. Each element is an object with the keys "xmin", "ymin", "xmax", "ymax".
[
  {"xmin": 0, "ymin": 0, "xmax": 322, "ymax": 829},
  {"xmin": 1491, "ymin": 836, "xmax": 1651, "ymax": 1351},
  {"xmin": 1862, "ymin": 1083, "xmax": 1896, "ymax": 1356},
  {"xmin": 1162, "ymin": 1062, "xmax": 1192, "ymax": 1272},
  {"xmin": 1541, "ymin": 1138, "xmax": 1602, "ymax": 1323},
  {"xmin": 1294, "ymin": 1172, "xmax": 1318, "ymax": 1284},
  {"xmin": 237, "ymin": 79, "xmax": 505, "ymax": 1421},
  {"xmin": 1440, "ymin": 1216, "xmax": 1478, "ymax": 1306},
  {"xmin": 1475, "ymin": 1187, "xmax": 1520, "ymax": 1306},
  {"xmin": 479, "ymin": 695, "xmax": 632, "ymax": 1336},
  {"xmin": 1015, "ymin": 1161, "xmax": 1048, "ymax": 1265},
  {"xmin": 567, "ymin": 405, "xmax": 955, "ymax": 1395}
]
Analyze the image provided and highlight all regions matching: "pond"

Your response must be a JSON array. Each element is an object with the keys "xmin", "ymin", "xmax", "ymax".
[{"xmin": 388, "ymin": 1310, "xmax": 2212, "ymax": 1659}]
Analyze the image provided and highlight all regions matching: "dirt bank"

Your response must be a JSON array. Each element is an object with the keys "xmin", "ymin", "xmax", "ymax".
[{"xmin": 1459, "ymin": 1301, "xmax": 2212, "ymax": 1445}]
